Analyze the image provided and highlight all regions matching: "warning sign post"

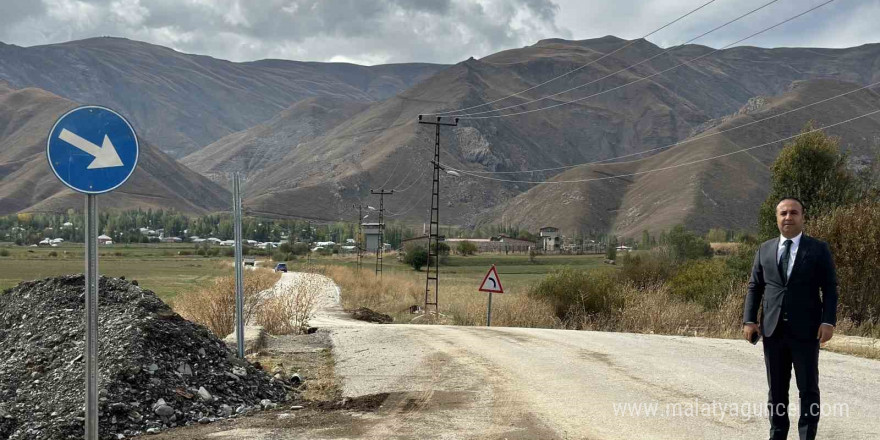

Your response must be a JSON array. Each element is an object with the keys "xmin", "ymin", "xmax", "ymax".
[{"xmin": 478, "ymin": 265, "xmax": 503, "ymax": 326}]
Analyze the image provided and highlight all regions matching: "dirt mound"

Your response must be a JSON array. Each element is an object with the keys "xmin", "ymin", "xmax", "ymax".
[
  {"xmin": 350, "ymin": 308, "xmax": 393, "ymax": 324},
  {"xmin": 0, "ymin": 275, "xmax": 289, "ymax": 439}
]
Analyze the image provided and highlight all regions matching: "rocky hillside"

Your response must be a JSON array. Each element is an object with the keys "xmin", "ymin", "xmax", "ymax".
[
  {"xmin": 181, "ymin": 96, "xmax": 370, "ymax": 182},
  {"xmin": 482, "ymin": 79, "xmax": 880, "ymax": 236},
  {"xmin": 0, "ymin": 83, "xmax": 231, "ymax": 215},
  {"xmin": 238, "ymin": 37, "xmax": 880, "ymax": 226},
  {"xmin": 0, "ymin": 37, "xmax": 446, "ymax": 157}
]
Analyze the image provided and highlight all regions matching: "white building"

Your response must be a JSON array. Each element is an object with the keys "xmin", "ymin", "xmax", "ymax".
[{"xmin": 540, "ymin": 227, "xmax": 560, "ymax": 252}]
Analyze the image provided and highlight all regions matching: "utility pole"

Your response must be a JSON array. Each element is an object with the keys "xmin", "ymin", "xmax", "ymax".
[
  {"xmin": 232, "ymin": 173, "xmax": 244, "ymax": 359},
  {"xmin": 370, "ymin": 189, "xmax": 393, "ymax": 277},
  {"xmin": 353, "ymin": 203, "xmax": 364, "ymax": 271},
  {"xmin": 418, "ymin": 115, "xmax": 458, "ymax": 316}
]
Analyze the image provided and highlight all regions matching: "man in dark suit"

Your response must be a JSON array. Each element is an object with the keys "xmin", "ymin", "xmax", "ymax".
[{"xmin": 743, "ymin": 197, "xmax": 838, "ymax": 440}]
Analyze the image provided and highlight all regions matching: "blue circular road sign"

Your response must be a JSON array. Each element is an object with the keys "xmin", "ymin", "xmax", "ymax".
[{"xmin": 46, "ymin": 105, "xmax": 139, "ymax": 194}]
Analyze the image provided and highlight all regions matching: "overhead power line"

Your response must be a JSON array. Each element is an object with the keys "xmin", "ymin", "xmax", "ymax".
[
  {"xmin": 425, "ymin": 0, "xmax": 720, "ymax": 116},
  {"xmin": 454, "ymin": 0, "xmax": 835, "ymax": 119},
  {"xmin": 446, "ymin": 80, "xmax": 880, "ymax": 175},
  {"xmin": 450, "ymin": 0, "xmax": 778, "ymax": 118},
  {"xmin": 451, "ymin": 107, "xmax": 880, "ymax": 184}
]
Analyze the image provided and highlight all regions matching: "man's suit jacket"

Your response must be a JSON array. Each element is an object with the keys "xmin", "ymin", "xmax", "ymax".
[{"xmin": 744, "ymin": 234, "xmax": 838, "ymax": 339}]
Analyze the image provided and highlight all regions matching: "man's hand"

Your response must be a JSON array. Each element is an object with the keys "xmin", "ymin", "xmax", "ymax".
[
  {"xmin": 817, "ymin": 324, "xmax": 834, "ymax": 344},
  {"xmin": 743, "ymin": 323, "xmax": 759, "ymax": 342}
]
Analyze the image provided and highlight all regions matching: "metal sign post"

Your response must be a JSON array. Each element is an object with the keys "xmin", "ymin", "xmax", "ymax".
[
  {"xmin": 84, "ymin": 195, "xmax": 98, "ymax": 440},
  {"xmin": 46, "ymin": 105, "xmax": 139, "ymax": 440},
  {"xmin": 233, "ymin": 173, "xmax": 245, "ymax": 359},
  {"xmin": 478, "ymin": 265, "xmax": 504, "ymax": 327}
]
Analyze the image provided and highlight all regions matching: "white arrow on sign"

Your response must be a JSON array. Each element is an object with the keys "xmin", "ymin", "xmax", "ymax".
[{"xmin": 58, "ymin": 128, "xmax": 124, "ymax": 169}]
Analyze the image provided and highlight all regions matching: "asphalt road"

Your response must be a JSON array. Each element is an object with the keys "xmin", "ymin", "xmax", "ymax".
[
  {"xmin": 219, "ymin": 271, "xmax": 880, "ymax": 440},
  {"xmin": 309, "ymin": 281, "xmax": 880, "ymax": 439}
]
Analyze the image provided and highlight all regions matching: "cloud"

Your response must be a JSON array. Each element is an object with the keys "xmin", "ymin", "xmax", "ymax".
[
  {"xmin": 0, "ymin": 0, "xmax": 876, "ymax": 65},
  {"xmin": 0, "ymin": 0, "xmax": 568, "ymax": 64}
]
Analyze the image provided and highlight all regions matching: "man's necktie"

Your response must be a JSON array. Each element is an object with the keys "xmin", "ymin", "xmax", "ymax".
[{"xmin": 778, "ymin": 239, "xmax": 793, "ymax": 284}]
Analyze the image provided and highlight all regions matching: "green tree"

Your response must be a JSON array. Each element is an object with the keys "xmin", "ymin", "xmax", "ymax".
[
  {"xmin": 606, "ymin": 236, "xmax": 617, "ymax": 261},
  {"xmin": 667, "ymin": 225, "xmax": 712, "ymax": 261},
  {"xmin": 758, "ymin": 123, "xmax": 857, "ymax": 239},
  {"xmin": 404, "ymin": 245, "xmax": 429, "ymax": 271},
  {"xmin": 706, "ymin": 228, "xmax": 728, "ymax": 243},
  {"xmin": 456, "ymin": 240, "xmax": 478, "ymax": 256}
]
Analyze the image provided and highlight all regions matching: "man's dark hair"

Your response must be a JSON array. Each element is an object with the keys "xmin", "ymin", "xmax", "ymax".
[{"xmin": 776, "ymin": 196, "xmax": 805, "ymax": 213}]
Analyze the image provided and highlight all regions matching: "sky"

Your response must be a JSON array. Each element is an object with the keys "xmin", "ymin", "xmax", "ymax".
[{"xmin": 1, "ymin": 0, "xmax": 878, "ymax": 65}]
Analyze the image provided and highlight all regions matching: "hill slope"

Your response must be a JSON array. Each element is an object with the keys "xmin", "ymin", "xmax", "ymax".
[
  {"xmin": 181, "ymin": 96, "xmax": 370, "ymax": 181},
  {"xmin": 0, "ymin": 83, "xmax": 230, "ymax": 215},
  {"xmin": 239, "ymin": 37, "xmax": 880, "ymax": 225},
  {"xmin": 483, "ymin": 79, "xmax": 880, "ymax": 236},
  {"xmin": 0, "ymin": 37, "xmax": 446, "ymax": 157}
]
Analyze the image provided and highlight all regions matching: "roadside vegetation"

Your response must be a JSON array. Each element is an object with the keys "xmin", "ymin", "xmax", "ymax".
[
  {"xmin": 323, "ymin": 127, "xmax": 879, "ymax": 360},
  {"xmin": 172, "ymin": 268, "xmax": 320, "ymax": 338}
]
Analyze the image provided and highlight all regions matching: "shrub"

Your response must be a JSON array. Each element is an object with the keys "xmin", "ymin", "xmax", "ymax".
[
  {"xmin": 667, "ymin": 225, "xmax": 712, "ymax": 261},
  {"xmin": 619, "ymin": 250, "xmax": 675, "ymax": 289},
  {"xmin": 178, "ymin": 250, "xmax": 192, "ymax": 256},
  {"xmin": 527, "ymin": 268, "xmax": 622, "ymax": 326},
  {"xmin": 48, "ymin": 251, "xmax": 58, "ymax": 257},
  {"xmin": 606, "ymin": 237, "xmax": 617, "ymax": 261},
  {"xmin": 173, "ymin": 269, "xmax": 280, "ymax": 337},
  {"xmin": 404, "ymin": 245, "xmax": 428, "ymax": 271},
  {"xmin": 809, "ymin": 200, "xmax": 880, "ymax": 325},
  {"xmin": 291, "ymin": 243, "xmax": 310, "ymax": 255},
  {"xmin": 256, "ymin": 275, "xmax": 320, "ymax": 335},
  {"xmin": 0, "ymin": 249, "xmax": 9, "ymax": 257},
  {"xmin": 272, "ymin": 251, "xmax": 293, "ymax": 262},
  {"xmin": 221, "ymin": 247, "xmax": 234, "ymax": 257},
  {"xmin": 431, "ymin": 242, "xmax": 450, "ymax": 256},
  {"xmin": 706, "ymin": 228, "xmax": 728, "ymax": 243},
  {"xmin": 456, "ymin": 240, "xmax": 478, "ymax": 256},
  {"xmin": 667, "ymin": 258, "xmax": 733, "ymax": 309}
]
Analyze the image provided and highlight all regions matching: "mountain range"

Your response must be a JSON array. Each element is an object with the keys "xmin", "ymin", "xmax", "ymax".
[{"xmin": 1, "ymin": 36, "xmax": 878, "ymax": 235}]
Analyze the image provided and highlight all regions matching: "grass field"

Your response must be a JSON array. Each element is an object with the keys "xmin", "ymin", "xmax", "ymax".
[
  {"xmin": 295, "ymin": 252, "xmax": 609, "ymax": 295},
  {"xmin": 0, "ymin": 243, "xmax": 230, "ymax": 301},
  {"xmin": 0, "ymin": 243, "xmax": 609, "ymax": 310}
]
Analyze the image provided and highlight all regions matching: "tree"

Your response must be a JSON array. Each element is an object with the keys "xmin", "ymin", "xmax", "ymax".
[
  {"xmin": 667, "ymin": 225, "xmax": 712, "ymax": 261},
  {"xmin": 606, "ymin": 236, "xmax": 617, "ymax": 261},
  {"xmin": 706, "ymin": 228, "xmax": 728, "ymax": 243},
  {"xmin": 456, "ymin": 240, "xmax": 478, "ymax": 256},
  {"xmin": 404, "ymin": 245, "xmax": 428, "ymax": 271},
  {"xmin": 809, "ymin": 201, "xmax": 880, "ymax": 325},
  {"xmin": 759, "ymin": 123, "xmax": 857, "ymax": 239}
]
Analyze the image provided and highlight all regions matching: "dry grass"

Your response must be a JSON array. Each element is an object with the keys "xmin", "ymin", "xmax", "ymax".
[
  {"xmin": 324, "ymin": 265, "xmax": 559, "ymax": 328},
  {"xmin": 608, "ymin": 280, "xmax": 744, "ymax": 338},
  {"xmin": 173, "ymin": 269, "xmax": 280, "ymax": 337},
  {"xmin": 256, "ymin": 275, "xmax": 321, "ymax": 335},
  {"xmin": 302, "ymin": 349, "xmax": 342, "ymax": 401}
]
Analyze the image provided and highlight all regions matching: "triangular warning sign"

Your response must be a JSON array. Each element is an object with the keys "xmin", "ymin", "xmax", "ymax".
[{"xmin": 478, "ymin": 265, "xmax": 504, "ymax": 293}]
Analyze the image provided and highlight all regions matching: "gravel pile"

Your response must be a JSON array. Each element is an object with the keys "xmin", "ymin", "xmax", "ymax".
[{"xmin": 0, "ymin": 275, "xmax": 290, "ymax": 439}]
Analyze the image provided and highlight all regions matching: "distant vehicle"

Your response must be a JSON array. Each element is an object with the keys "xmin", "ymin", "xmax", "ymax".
[
  {"xmin": 274, "ymin": 263, "xmax": 288, "ymax": 272},
  {"xmin": 244, "ymin": 257, "xmax": 255, "ymax": 266}
]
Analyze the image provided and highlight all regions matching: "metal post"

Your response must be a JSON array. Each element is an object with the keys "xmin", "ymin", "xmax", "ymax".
[
  {"xmin": 418, "ymin": 115, "xmax": 457, "ymax": 316},
  {"xmin": 233, "ymin": 173, "xmax": 245, "ymax": 359},
  {"xmin": 487, "ymin": 291, "xmax": 493, "ymax": 327},
  {"xmin": 370, "ymin": 190, "xmax": 393, "ymax": 278},
  {"xmin": 84, "ymin": 194, "xmax": 98, "ymax": 440}
]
